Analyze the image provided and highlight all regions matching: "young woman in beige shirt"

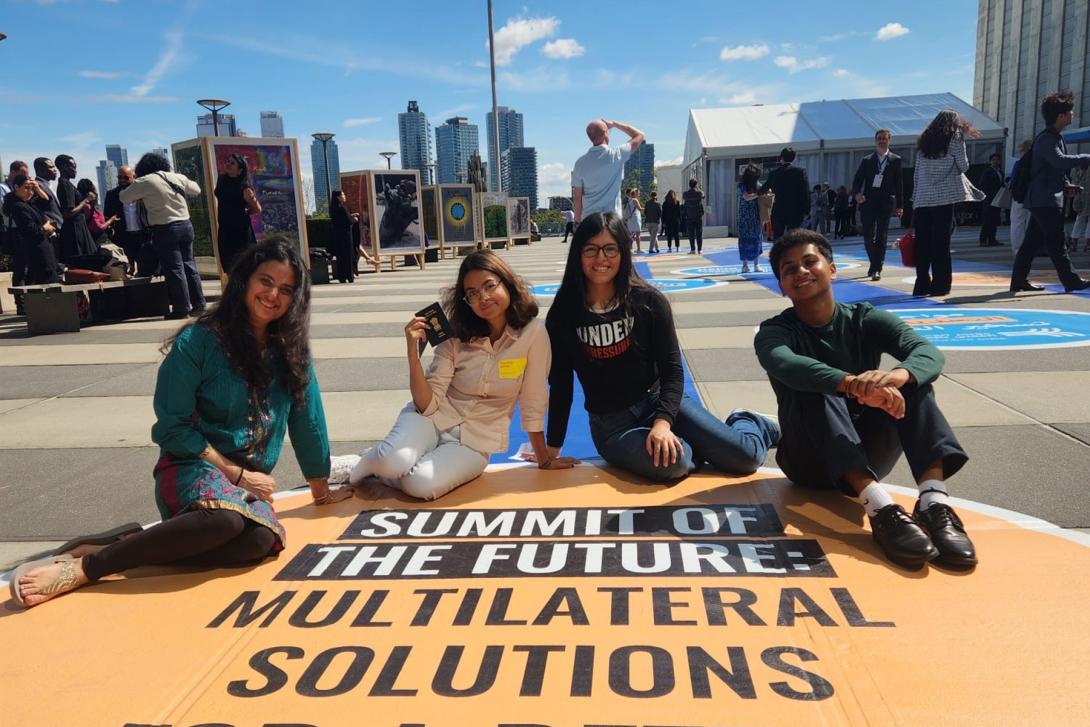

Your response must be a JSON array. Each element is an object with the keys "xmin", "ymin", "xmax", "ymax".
[{"xmin": 335, "ymin": 250, "xmax": 577, "ymax": 499}]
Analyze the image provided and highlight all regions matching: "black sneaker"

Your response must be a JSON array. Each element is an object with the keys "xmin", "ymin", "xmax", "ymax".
[
  {"xmin": 913, "ymin": 502, "xmax": 978, "ymax": 568},
  {"xmin": 869, "ymin": 504, "xmax": 939, "ymax": 568}
]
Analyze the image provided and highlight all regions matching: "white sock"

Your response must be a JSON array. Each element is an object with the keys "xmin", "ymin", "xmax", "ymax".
[
  {"xmin": 917, "ymin": 479, "xmax": 950, "ymax": 511},
  {"xmin": 858, "ymin": 482, "xmax": 895, "ymax": 518}
]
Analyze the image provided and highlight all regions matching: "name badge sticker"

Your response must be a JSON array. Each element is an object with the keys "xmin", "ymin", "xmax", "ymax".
[
  {"xmin": 872, "ymin": 173, "xmax": 884, "ymax": 188},
  {"xmin": 498, "ymin": 357, "xmax": 528, "ymax": 379}
]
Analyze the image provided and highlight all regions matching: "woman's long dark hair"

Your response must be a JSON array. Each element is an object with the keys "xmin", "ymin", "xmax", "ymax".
[
  {"xmin": 216, "ymin": 153, "xmax": 252, "ymax": 194},
  {"xmin": 664, "ymin": 190, "xmax": 678, "ymax": 206},
  {"xmin": 917, "ymin": 109, "xmax": 964, "ymax": 159},
  {"xmin": 552, "ymin": 212, "xmax": 653, "ymax": 320},
  {"xmin": 442, "ymin": 249, "xmax": 538, "ymax": 342},
  {"xmin": 739, "ymin": 163, "xmax": 760, "ymax": 193},
  {"xmin": 329, "ymin": 189, "xmax": 344, "ymax": 213},
  {"xmin": 163, "ymin": 238, "xmax": 313, "ymax": 404}
]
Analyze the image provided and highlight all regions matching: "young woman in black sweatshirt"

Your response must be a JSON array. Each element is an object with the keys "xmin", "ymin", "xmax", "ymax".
[{"xmin": 544, "ymin": 212, "xmax": 779, "ymax": 482}]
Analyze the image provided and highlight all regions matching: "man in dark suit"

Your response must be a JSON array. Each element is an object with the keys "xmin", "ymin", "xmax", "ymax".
[
  {"xmin": 759, "ymin": 146, "xmax": 810, "ymax": 239},
  {"xmin": 977, "ymin": 153, "xmax": 1003, "ymax": 247},
  {"xmin": 104, "ymin": 164, "xmax": 155, "ymax": 275},
  {"xmin": 851, "ymin": 128, "xmax": 904, "ymax": 280}
]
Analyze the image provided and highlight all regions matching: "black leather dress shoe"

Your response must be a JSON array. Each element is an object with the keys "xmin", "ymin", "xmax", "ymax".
[
  {"xmin": 1064, "ymin": 279, "xmax": 1090, "ymax": 292},
  {"xmin": 913, "ymin": 502, "xmax": 978, "ymax": 568},
  {"xmin": 1011, "ymin": 282, "xmax": 1045, "ymax": 292},
  {"xmin": 869, "ymin": 504, "xmax": 939, "ymax": 568},
  {"xmin": 871, "ymin": 272, "xmax": 881, "ymax": 281}
]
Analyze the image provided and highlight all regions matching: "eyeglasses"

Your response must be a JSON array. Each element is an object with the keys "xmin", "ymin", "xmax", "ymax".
[
  {"xmin": 464, "ymin": 278, "xmax": 502, "ymax": 305},
  {"xmin": 582, "ymin": 243, "xmax": 621, "ymax": 259}
]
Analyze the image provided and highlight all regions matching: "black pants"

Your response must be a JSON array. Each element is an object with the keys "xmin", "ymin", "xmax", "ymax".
[
  {"xmin": 663, "ymin": 221, "xmax": 680, "ymax": 248},
  {"xmin": 333, "ymin": 241, "xmax": 355, "ymax": 283},
  {"xmin": 118, "ymin": 230, "xmax": 156, "ymax": 276},
  {"xmin": 82, "ymin": 509, "xmax": 277, "ymax": 582},
  {"xmin": 834, "ymin": 210, "xmax": 850, "ymax": 238},
  {"xmin": 562, "ymin": 221, "xmax": 574, "ymax": 242},
  {"xmin": 913, "ymin": 204, "xmax": 954, "ymax": 295},
  {"xmin": 151, "ymin": 220, "xmax": 205, "ymax": 314},
  {"xmin": 1010, "ymin": 206, "xmax": 1084, "ymax": 290},
  {"xmin": 861, "ymin": 204, "xmax": 893, "ymax": 275},
  {"xmin": 979, "ymin": 203, "xmax": 1000, "ymax": 245},
  {"xmin": 775, "ymin": 384, "xmax": 967, "ymax": 493},
  {"xmin": 686, "ymin": 217, "xmax": 703, "ymax": 252},
  {"xmin": 772, "ymin": 214, "xmax": 803, "ymax": 241}
]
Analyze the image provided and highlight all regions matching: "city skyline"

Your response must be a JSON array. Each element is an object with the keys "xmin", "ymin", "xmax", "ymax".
[
  {"xmin": 2, "ymin": 2, "xmax": 979, "ymax": 211},
  {"xmin": 435, "ymin": 116, "xmax": 479, "ymax": 185}
]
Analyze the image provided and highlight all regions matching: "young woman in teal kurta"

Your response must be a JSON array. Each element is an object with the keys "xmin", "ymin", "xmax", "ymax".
[{"xmin": 12, "ymin": 240, "xmax": 352, "ymax": 608}]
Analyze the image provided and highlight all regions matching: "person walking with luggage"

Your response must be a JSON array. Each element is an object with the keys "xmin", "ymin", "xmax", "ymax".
[{"xmin": 910, "ymin": 110, "xmax": 985, "ymax": 296}]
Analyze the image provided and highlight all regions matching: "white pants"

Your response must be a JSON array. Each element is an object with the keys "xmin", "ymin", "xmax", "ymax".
[
  {"xmin": 349, "ymin": 405, "xmax": 488, "ymax": 501},
  {"xmin": 1009, "ymin": 201, "xmax": 1030, "ymax": 258}
]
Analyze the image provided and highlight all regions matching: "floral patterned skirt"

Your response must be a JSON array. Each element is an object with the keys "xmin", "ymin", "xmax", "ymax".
[{"xmin": 154, "ymin": 453, "xmax": 286, "ymax": 551}]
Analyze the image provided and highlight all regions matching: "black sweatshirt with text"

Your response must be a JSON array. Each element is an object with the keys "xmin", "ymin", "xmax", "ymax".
[{"xmin": 545, "ymin": 286, "xmax": 684, "ymax": 448}]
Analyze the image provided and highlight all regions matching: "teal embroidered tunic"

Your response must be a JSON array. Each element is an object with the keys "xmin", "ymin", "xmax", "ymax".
[{"xmin": 151, "ymin": 323, "xmax": 330, "ymax": 547}]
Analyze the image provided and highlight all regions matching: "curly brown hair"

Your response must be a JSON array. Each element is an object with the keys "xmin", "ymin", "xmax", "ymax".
[{"xmin": 443, "ymin": 249, "xmax": 539, "ymax": 341}]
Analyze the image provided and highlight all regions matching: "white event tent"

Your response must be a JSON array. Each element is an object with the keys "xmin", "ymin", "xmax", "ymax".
[{"xmin": 682, "ymin": 93, "xmax": 1006, "ymax": 235}]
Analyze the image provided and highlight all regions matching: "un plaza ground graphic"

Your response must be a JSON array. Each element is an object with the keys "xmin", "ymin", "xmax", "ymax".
[{"xmin": 2, "ymin": 236, "xmax": 1090, "ymax": 726}]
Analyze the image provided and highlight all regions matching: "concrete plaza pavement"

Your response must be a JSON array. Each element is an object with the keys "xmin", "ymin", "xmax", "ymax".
[{"xmin": 2, "ymin": 225, "xmax": 1089, "ymax": 571}]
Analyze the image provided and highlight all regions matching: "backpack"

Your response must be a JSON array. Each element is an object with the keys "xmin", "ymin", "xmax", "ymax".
[{"xmin": 1010, "ymin": 135, "xmax": 1041, "ymax": 204}]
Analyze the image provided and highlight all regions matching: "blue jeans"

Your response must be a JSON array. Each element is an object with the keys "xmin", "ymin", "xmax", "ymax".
[
  {"xmin": 152, "ymin": 220, "xmax": 205, "ymax": 314},
  {"xmin": 588, "ymin": 392, "xmax": 774, "ymax": 483}
]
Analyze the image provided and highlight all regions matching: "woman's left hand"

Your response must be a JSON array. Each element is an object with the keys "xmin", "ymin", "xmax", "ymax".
[
  {"xmin": 646, "ymin": 419, "xmax": 683, "ymax": 468},
  {"xmin": 243, "ymin": 187, "xmax": 257, "ymax": 202}
]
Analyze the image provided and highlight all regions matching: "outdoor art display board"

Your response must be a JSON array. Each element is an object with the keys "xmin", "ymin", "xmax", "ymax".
[
  {"xmin": 508, "ymin": 196, "xmax": 531, "ymax": 244},
  {"xmin": 170, "ymin": 139, "xmax": 214, "ymax": 259},
  {"xmin": 420, "ymin": 185, "xmax": 441, "ymax": 256},
  {"xmin": 437, "ymin": 183, "xmax": 480, "ymax": 253},
  {"xmin": 4, "ymin": 465, "xmax": 1090, "ymax": 725},
  {"xmin": 203, "ymin": 137, "xmax": 310, "ymax": 277},
  {"xmin": 481, "ymin": 190, "xmax": 510, "ymax": 248},
  {"xmin": 340, "ymin": 170, "xmax": 374, "ymax": 259},
  {"xmin": 372, "ymin": 170, "xmax": 425, "ymax": 270}
]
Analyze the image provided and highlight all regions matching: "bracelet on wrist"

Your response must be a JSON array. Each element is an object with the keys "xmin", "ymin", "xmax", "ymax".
[{"xmin": 233, "ymin": 467, "xmax": 245, "ymax": 486}]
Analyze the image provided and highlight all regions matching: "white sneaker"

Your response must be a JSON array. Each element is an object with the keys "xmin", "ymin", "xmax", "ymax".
[
  {"xmin": 741, "ymin": 263, "xmax": 750, "ymax": 273},
  {"xmin": 329, "ymin": 454, "xmax": 362, "ymax": 484},
  {"xmin": 753, "ymin": 264, "xmax": 762, "ymax": 272}
]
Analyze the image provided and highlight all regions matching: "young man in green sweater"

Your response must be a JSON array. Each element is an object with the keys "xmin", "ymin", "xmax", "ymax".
[{"xmin": 754, "ymin": 229, "xmax": 977, "ymax": 569}]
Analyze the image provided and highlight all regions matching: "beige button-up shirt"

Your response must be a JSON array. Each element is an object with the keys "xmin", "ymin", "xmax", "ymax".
[{"xmin": 421, "ymin": 317, "xmax": 550, "ymax": 454}]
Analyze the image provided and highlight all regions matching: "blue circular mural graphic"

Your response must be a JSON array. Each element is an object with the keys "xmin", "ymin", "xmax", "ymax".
[
  {"xmin": 449, "ymin": 202, "xmax": 466, "ymax": 221},
  {"xmin": 532, "ymin": 278, "xmax": 726, "ymax": 297},
  {"xmin": 889, "ymin": 308, "xmax": 1090, "ymax": 350}
]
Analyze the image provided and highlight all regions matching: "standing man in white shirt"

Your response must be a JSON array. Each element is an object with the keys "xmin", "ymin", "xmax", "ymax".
[
  {"xmin": 572, "ymin": 118, "xmax": 644, "ymax": 223},
  {"xmin": 561, "ymin": 207, "xmax": 575, "ymax": 243}
]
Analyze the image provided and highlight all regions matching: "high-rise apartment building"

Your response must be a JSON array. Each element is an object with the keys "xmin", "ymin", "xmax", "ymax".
[
  {"xmin": 95, "ymin": 160, "xmax": 117, "ymax": 205},
  {"xmin": 398, "ymin": 101, "xmax": 433, "ymax": 185},
  {"xmin": 435, "ymin": 117, "xmax": 480, "ymax": 184},
  {"xmin": 196, "ymin": 113, "xmax": 238, "ymax": 137},
  {"xmin": 310, "ymin": 138, "xmax": 341, "ymax": 214},
  {"xmin": 105, "ymin": 145, "xmax": 128, "ymax": 171},
  {"xmin": 501, "ymin": 146, "xmax": 539, "ymax": 210},
  {"xmin": 485, "ymin": 106, "xmax": 524, "ymax": 191},
  {"xmin": 548, "ymin": 196, "xmax": 573, "ymax": 212},
  {"xmin": 974, "ymin": 0, "xmax": 1090, "ymax": 156},
  {"xmin": 150, "ymin": 147, "xmax": 169, "ymax": 160},
  {"xmin": 623, "ymin": 142, "xmax": 656, "ymax": 198},
  {"xmin": 260, "ymin": 111, "xmax": 285, "ymax": 138}
]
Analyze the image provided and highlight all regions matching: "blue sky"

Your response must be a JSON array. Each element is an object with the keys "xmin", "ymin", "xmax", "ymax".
[{"xmin": 1, "ymin": 0, "xmax": 978, "ymax": 209}]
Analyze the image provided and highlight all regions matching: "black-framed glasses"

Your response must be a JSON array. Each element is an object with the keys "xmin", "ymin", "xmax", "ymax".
[
  {"xmin": 464, "ymin": 278, "xmax": 502, "ymax": 305},
  {"xmin": 582, "ymin": 243, "xmax": 621, "ymax": 259}
]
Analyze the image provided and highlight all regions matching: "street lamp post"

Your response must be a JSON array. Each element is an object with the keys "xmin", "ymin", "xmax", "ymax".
[
  {"xmin": 312, "ymin": 132, "xmax": 335, "ymax": 212},
  {"xmin": 197, "ymin": 98, "xmax": 231, "ymax": 137},
  {"xmin": 379, "ymin": 152, "xmax": 398, "ymax": 170},
  {"xmin": 487, "ymin": 0, "xmax": 502, "ymax": 193}
]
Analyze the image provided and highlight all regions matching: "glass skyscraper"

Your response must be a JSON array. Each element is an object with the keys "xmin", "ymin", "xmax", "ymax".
[
  {"xmin": 196, "ymin": 113, "xmax": 238, "ymax": 137},
  {"xmin": 486, "ymin": 106, "xmax": 524, "ymax": 191},
  {"xmin": 260, "ymin": 111, "xmax": 285, "ymax": 138},
  {"xmin": 398, "ymin": 101, "xmax": 433, "ymax": 185},
  {"xmin": 501, "ymin": 146, "xmax": 539, "ymax": 210},
  {"xmin": 310, "ymin": 138, "xmax": 341, "ymax": 214},
  {"xmin": 623, "ymin": 142, "xmax": 656, "ymax": 198},
  {"xmin": 105, "ymin": 144, "xmax": 128, "ymax": 171},
  {"xmin": 436, "ymin": 117, "xmax": 479, "ymax": 184}
]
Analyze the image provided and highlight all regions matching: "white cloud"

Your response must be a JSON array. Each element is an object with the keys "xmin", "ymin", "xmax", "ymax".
[
  {"xmin": 79, "ymin": 70, "xmax": 127, "ymax": 80},
  {"xmin": 498, "ymin": 66, "xmax": 570, "ymax": 91},
  {"xmin": 542, "ymin": 38, "xmax": 585, "ymax": 60},
  {"xmin": 876, "ymin": 22, "xmax": 910, "ymax": 41},
  {"xmin": 60, "ymin": 131, "xmax": 100, "ymax": 147},
  {"xmin": 538, "ymin": 161, "xmax": 573, "ymax": 199},
  {"xmin": 436, "ymin": 103, "xmax": 477, "ymax": 119},
  {"xmin": 773, "ymin": 55, "xmax": 830, "ymax": 73},
  {"xmin": 130, "ymin": 30, "xmax": 183, "ymax": 97},
  {"xmin": 101, "ymin": 94, "xmax": 179, "ymax": 104},
  {"xmin": 828, "ymin": 69, "xmax": 889, "ymax": 97},
  {"xmin": 719, "ymin": 92, "xmax": 757, "ymax": 105},
  {"xmin": 833, "ymin": 68, "xmax": 851, "ymax": 79},
  {"xmin": 489, "ymin": 17, "xmax": 559, "ymax": 66},
  {"xmin": 344, "ymin": 117, "xmax": 381, "ymax": 127},
  {"xmin": 656, "ymin": 156, "xmax": 684, "ymax": 167},
  {"xmin": 719, "ymin": 43, "xmax": 769, "ymax": 61}
]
